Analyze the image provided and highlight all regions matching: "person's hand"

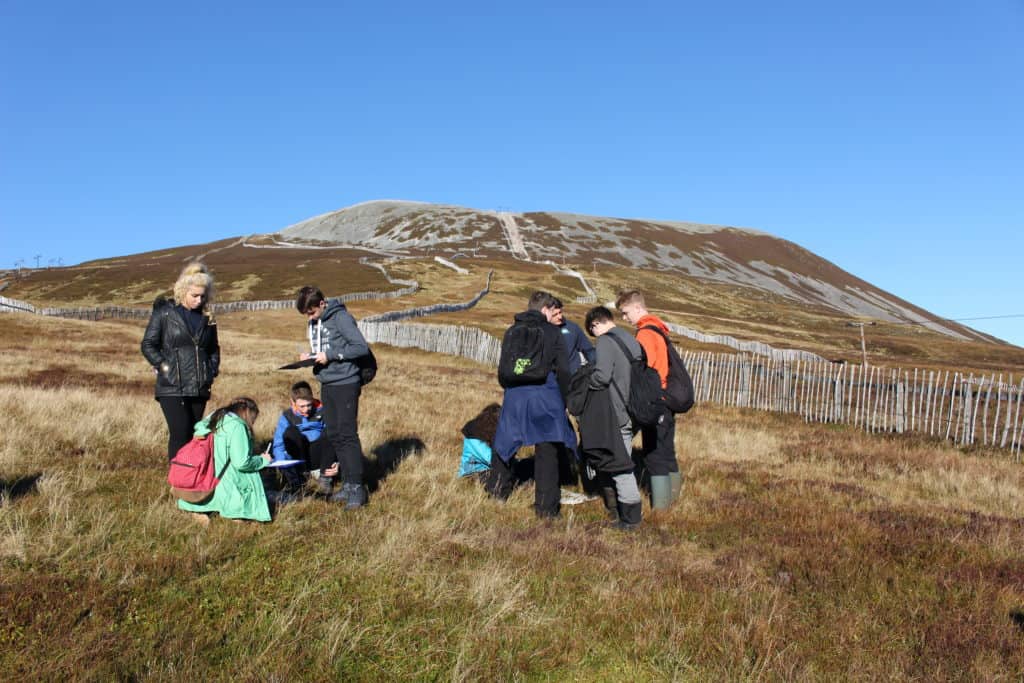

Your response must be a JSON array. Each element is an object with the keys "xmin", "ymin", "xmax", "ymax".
[
  {"xmin": 261, "ymin": 452, "xmax": 272, "ymax": 463},
  {"xmin": 299, "ymin": 352, "xmax": 311, "ymax": 361},
  {"xmin": 324, "ymin": 462, "xmax": 339, "ymax": 477},
  {"xmin": 313, "ymin": 351, "xmax": 328, "ymax": 365}
]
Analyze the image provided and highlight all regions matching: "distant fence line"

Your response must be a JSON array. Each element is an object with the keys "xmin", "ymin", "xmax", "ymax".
[
  {"xmin": 358, "ymin": 257, "xmax": 419, "ymax": 289},
  {"xmin": 359, "ymin": 318, "xmax": 1023, "ymax": 457},
  {"xmin": 434, "ymin": 256, "xmax": 469, "ymax": 274},
  {"xmin": 361, "ymin": 321, "xmax": 501, "ymax": 367},
  {"xmin": 684, "ymin": 352, "xmax": 1024, "ymax": 458},
  {"xmin": 0, "ymin": 295, "xmax": 34, "ymax": 313},
  {"xmin": 7, "ymin": 279, "xmax": 1022, "ymax": 455},
  {"xmin": 362, "ymin": 271, "xmax": 493, "ymax": 323},
  {"xmin": 665, "ymin": 321, "xmax": 825, "ymax": 363},
  {"xmin": 0, "ymin": 266, "xmax": 420, "ymax": 321}
]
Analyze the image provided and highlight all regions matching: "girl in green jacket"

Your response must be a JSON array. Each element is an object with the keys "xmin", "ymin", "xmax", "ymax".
[{"xmin": 179, "ymin": 397, "xmax": 273, "ymax": 523}]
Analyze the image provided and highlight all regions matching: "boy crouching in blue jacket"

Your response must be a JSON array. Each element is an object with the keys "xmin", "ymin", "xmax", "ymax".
[{"xmin": 271, "ymin": 381, "xmax": 338, "ymax": 494}]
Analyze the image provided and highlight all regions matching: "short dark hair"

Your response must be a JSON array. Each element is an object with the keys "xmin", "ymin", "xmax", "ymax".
[
  {"xmin": 615, "ymin": 290, "xmax": 645, "ymax": 311},
  {"xmin": 551, "ymin": 297, "xmax": 564, "ymax": 310},
  {"xmin": 296, "ymin": 286, "xmax": 325, "ymax": 313},
  {"xmin": 528, "ymin": 290, "xmax": 557, "ymax": 312},
  {"xmin": 290, "ymin": 381, "xmax": 314, "ymax": 401},
  {"xmin": 584, "ymin": 306, "xmax": 614, "ymax": 336}
]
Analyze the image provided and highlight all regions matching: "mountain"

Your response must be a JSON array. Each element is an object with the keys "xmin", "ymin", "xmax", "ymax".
[{"xmin": 272, "ymin": 200, "xmax": 987, "ymax": 343}]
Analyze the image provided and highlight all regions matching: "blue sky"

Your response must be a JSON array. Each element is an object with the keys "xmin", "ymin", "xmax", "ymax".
[{"xmin": 2, "ymin": 1, "xmax": 1022, "ymax": 346}]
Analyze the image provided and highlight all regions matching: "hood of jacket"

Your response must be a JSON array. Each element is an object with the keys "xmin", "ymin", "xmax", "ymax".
[
  {"xmin": 321, "ymin": 298, "xmax": 349, "ymax": 323},
  {"xmin": 635, "ymin": 314, "xmax": 669, "ymax": 335},
  {"xmin": 193, "ymin": 411, "xmax": 245, "ymax": 438},
  {"xmin": 513, "ymin": 309, "xmax": 547, "ymax": 326}
]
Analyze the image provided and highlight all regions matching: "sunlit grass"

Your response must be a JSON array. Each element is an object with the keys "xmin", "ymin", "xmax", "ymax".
[{"xmin": 1, "ymin": 312, "xmax": 1023, "ymax": 679}]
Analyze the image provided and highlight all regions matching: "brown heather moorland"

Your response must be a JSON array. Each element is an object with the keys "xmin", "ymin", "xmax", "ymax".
[{"xmin": 2, "ymin": 301, "xmax": 1024, "ymax": 680}]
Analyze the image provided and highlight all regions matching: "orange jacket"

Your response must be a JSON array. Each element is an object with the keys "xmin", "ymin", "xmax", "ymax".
[{"xmin": 634, "ymin": 314, "xmax": 670, "ymax": 388}]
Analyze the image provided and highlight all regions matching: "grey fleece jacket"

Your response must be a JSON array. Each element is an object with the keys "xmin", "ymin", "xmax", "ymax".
[
  {"xmin": 589, "ymin": 326, "xmax": 642, "ymax": 428},
  {"xmin": 308, "ymin": 299, "xmax": 370, "ymax": 386}
]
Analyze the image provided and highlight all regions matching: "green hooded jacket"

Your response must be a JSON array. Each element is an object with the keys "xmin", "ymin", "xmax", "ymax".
[{"xmin": 177, "ymin": 412, "xmax": 271, "ymax": 522}]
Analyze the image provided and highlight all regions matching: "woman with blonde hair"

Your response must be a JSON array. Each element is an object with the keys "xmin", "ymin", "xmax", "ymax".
[{"xmin": 141, "ymin": 261, "xmax": 221, "ymax": 460}]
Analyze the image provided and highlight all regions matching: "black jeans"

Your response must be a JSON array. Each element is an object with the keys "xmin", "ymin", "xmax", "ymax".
[
  {"xmin": 320, "ymin": 382, "xmax": 363, "ymax": 485},
  {"xmin": 639, "ymin": 408, "xmax": 678, "ymax": 477},
  {"xmin": 158, "ymin": 396, "xmax": 207, "ymax": 461},
  {"xmin": 278, "ymin": 425, "xmax": 335, "ymax": 489},
  {"xmin": 282, "ymin": 425, "xmax": 335, "ymax": 471},
  {"xmin": 534, "ymin": 442, "xmax": 570, "ymax": 518}
]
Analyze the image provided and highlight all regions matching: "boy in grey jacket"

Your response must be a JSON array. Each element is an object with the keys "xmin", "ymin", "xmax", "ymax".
[
  {"xmin": 583, "ymin": 306, "xmax": 643, "ymax": 529},
  {"xmin": 296, "ymin": 286, "xmax": 371, "ymax": 509}
]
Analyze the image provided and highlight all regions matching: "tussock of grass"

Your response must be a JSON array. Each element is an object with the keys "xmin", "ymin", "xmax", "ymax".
[{"xmin": 2, "ymin": 313, "xmax": 1024, "ymax": 679}]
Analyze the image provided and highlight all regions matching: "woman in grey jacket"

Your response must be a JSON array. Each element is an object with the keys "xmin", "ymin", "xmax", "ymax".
[
  {"xmin": 296, "ymin": 286, "xmax": 372, "ymax": 509},
  {"xmin": 141, "ymin": 262, "xmax": 220, "ymax": 460}
]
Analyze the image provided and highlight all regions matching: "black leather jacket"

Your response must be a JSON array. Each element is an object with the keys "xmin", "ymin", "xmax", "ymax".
[{"xmin": 140, "ymin": 298, "xmax": 220, "ymax": 398}]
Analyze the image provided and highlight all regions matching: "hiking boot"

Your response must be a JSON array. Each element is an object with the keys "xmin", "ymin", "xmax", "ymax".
[
  {"xmin": 328, "ymin": 484, "xmax": 349, "ymax": 505},
  {"xmin": 314, "ymin": 475, "xmax": 334, "ymax": 496},
  {"xmin": 343, "ymin": 483, "xmax": 367, "ymax": 510}
]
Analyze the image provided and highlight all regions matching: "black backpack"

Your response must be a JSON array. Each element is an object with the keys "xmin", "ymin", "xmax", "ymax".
[
  {"xmin": 498, "ymin": 316, "xmax": 553, "ymax": 387},
  {"xmin": 641, "ymin": 325, "xmax": 695, "ymax": 414},
  {"xmin": 606, "ymin": 333, "xmax": 666, "ymax": 428},
  {"xmin": 356, "ymin": 348, "xmax": 378, "ymax": 385}
]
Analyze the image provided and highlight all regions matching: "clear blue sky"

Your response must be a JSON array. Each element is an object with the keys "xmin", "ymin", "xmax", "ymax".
[{"xmin": 2, "ymin": 1, "xmax": 1022, "ymax": 346}]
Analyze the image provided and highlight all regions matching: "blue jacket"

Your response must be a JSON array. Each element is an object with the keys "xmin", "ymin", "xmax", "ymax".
[
  {"xmin": 494, "ymin": 373, "xmax": 577, "ymax": 462},
  {"xmin": 271, "ymin": 404, "xmax": 325, "ymax": 461},
  {"xmin": 558, "ymin": 319, "xmax": 596, "ymax": 375}
]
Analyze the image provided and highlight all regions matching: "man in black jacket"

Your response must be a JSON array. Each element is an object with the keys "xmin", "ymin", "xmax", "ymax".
[{"xmin": 493, "ymin": 291, "xmax": 576, "ymax": 518}]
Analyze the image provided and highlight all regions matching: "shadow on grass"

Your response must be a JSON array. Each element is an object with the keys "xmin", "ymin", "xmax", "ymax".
[
  {"xmin": 364, "ymin": 436, "xmax": 426, "ymax": 493},
  {"xmin": 1010, "ymin": 610, "xmax": 1024, "ymax": 632},
  {"xmin": 0, "ymin": 472, "xmax": 43, "ymax": 504}
]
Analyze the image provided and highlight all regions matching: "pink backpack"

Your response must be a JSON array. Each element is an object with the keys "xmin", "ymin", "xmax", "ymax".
[{"xmin": 168, "ymin": 435, "xmax": 227, "ymax": 503}]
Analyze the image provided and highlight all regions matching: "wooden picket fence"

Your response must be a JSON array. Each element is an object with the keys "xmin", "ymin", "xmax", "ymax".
[
  {"xmin": 0, "ymin": 295, "xmax": 35, "ymax": 313},
  {"xmin": 666, "ymin": 322, "xmax": 825, "ymax": 363},
  {"xmin": 363, "ymin": 271, "xmax": 492, "ymax": 323},
  {"xmin": 683, "ymin": 352, "xmax": 1024, "ymax": 458},
  {"xmin": 360, "ymin": 321, "xmax": 501, "ymax": 367}
]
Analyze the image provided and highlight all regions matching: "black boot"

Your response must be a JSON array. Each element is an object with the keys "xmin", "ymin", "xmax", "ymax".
[
  {"xmin": 601, "ymin": 487, "xmax": 619, "ymax": 522},
  {"xmin": 614, "ymin": 502, "xmax": 642, "ymax": 531},
  {"xmin": 343, "ymin": 483, "xmax": 367, "ymax": 510}
]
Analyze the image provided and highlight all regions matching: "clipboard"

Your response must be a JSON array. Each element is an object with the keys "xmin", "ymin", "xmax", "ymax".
[{"xmin": 278, "ymin": 358, "xmax": 317, "ymax": 370}]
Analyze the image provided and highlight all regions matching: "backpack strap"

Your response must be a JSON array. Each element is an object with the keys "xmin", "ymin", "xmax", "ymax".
[
  {"xmin": 640, "ymin": 325, "xmax": 673, "ymax": 362},
  {"xmin": 604, "ymin": 332, "xmax": 645, "ymax": 406}
]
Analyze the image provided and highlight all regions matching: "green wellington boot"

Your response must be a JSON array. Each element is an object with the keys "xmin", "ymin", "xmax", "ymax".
[
  {"xmin": 650, "ymin": 475, "xmax": 672, "ymax": 511},
  {"xmin": 669, "ymin": 471, "xmax": 683, "ymax": 501}
]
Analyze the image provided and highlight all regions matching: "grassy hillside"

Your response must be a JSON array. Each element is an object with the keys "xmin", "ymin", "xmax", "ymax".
[{"xmin": 2, "ymin": 311, "xmax": 1023, "ymax": 679}]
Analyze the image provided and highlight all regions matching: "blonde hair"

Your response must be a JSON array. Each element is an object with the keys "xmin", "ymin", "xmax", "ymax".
[
  {"xmin": 615, "ymin": 289, "xmax": 645, "ymax": 311},
  {"xmin": 173, "ymin": 262, "xmax": 215, "ymax": 307}
]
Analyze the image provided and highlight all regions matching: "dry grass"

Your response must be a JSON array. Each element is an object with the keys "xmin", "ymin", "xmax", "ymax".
[{"xmin": 2, "ymin": 312, "xmax": 1024, "ymax": 679}]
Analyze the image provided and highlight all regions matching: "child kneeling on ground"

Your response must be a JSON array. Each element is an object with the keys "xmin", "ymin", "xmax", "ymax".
[
  {"xmin": 178, "ymin": 396, "xmax": 273, "ymax": 523},
  {"xmin": 270, "ymin": 381, "xmax": 339, "ymax": 495}
]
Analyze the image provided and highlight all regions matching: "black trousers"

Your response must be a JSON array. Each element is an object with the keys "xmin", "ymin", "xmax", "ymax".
[
  {"xmin": 534, "ymin": 442, "xmax": 570, "ymax": 518},
  {"xmin": 278, "ymin": 425, "xmax": 335, "ymax": 489},
  {"xmin": 158, "ymin": 396, "xmax": 207, "ymax": 461},
  {"xmin": 320, "ymin": 382, "xmax": 363, "ymax": 485},
  {"xmin": 282, "ymin": 425, "xmax": 335, "ymax": 471},
  {"xmin": 483, "ymin": 444, "xmax": 565, "ymax": 517},
  {"xmin": 639, "ymin": 408, "xmax": 678, "ymax": 477}
]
